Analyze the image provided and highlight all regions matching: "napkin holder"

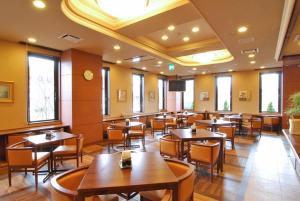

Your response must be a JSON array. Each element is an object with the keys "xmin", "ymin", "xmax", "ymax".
[
  {"xmin": 120, "ymin": 151, "xmax": 132, "ymax": 169},
  {"xmin": 45, "ymin": 131, "xmax": 54, "ymax": 140},
  {"xmin": 125, "ymin": 118, "xmax": 130, "ymax": 126},
  {"xmin": 191, "ymin": 123, "xmax": 196, "ymax": 134}
]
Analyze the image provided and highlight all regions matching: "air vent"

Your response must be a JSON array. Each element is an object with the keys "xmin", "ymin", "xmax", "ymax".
[
  {"xmin": 238, "ymin": 37, "xmax": 255, "ymax": 44},
  {"xmin": 294, "ymin": 35, "xmax": 300, "ymax": 42},
  {"xmin": 58, "ymin": 34, "xmax": 82, "ymax": 43},
  {"xmin": 241, "ymin": 48, "xmax": 259, "ymax": 55}
]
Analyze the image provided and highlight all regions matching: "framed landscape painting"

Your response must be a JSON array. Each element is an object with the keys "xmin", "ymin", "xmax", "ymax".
[
  {"xmin": 117, "ymin": 89, "xmax": 127, "ymax": 102},
  {"xmin": 0, "ymin": 81, "xmax": 14, "ymax": 103}
]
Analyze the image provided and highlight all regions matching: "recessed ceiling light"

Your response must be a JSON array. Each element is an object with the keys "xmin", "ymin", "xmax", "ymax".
[
  {"xmin": 183, "ymin": 36, "xmax": 190, "ymax": 42},
  {"xmin": 238, "ymin": 26, "xmax": 248, "ymax": 33},
  {"xmin": 132, "ymin": 57, "xmax": 141, "ymax": 63},
  {"xmin": 33, "ymin": 0, "xmax": 46, "ymax": 9},
  {"xmin": 116, "ymin": 60, "xmax": 122, "ymax": 64},
  {"xmin": 260, "ymin": 66, "xmax": 265, "ymax": 69},
  {"xmin": 168, "ymin": 25, "xmax": 175, "ymax": 31},
  {"xmin": 113, "ymin": 45, "xmax": 120, "ymax": 50},
  {"xmin": 161, "ymin": 35, "xmax": 168, "ymax": 41},
  {"xmin": 248, "ymin": 54, "xmax": 255, "ymax": 58},
  {"xmin": 27, "ymin": 37, "xmax": 37, "ymax": 43},
  {"xmin": 250, "ymin": 61, "xmax": 256, "ymax": 64},
  {"xmin": 202, "ymin": 71, "xmax": 206, "ymax": 75},
  {"xmin": 192, "ymin": 27, "xmax": 199, "ymax": 33},
  {"xmin": 228, "ymin": 69, "xmax": 233, "ymax": 72},
  {"xmin": 142, "ymin": 67, "xmax": 147, "ymax": 70},
  {"xmin": 157, "ymin": 61, "xmax": 163, "ymax": 65},
  {"xmin": 160, "ymin": 71, "xmax": 164, "ymax": 74},
  {"xmin": 192, "ymin": 67, "xmax": 197, "ymax": 71}
]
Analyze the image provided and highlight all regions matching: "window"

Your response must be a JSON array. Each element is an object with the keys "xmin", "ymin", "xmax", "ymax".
[
  {"xmin": 28, "ymin": 53, "xmax": 59, "ymax": 122},
  {"xmin": 259, "ymin": 72, "xmax": 281, "ymax": 113},
  {"xmin": 182, "ymin": 79, "xmax": 194, "ymax": 110},
  {"xmin": 158, "ymin": 79, "xmax": 167, "ymax": 110},
  {"xmin": 132, "ymin": 74, "xmax": 144, "ymax": 113},
  {"xmin": 102, "ymin": 67, "xmax": 110, "ymax": 115},
  {"xmin": 216, "ymin": 76, "xmax": 232, "ymax": 111}
]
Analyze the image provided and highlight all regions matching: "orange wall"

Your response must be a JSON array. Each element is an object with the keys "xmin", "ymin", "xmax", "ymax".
[{"xmin": 0, "ymin": 40, "xmax": 61, "ymax": 130}]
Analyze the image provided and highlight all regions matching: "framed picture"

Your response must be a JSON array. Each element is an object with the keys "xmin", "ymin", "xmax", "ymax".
[
  {"xmin": 199, "ymin": 91, "xmax": 209, "ymax": 101},
  {"xmin": 0, "ymin": 81, "xmax": 14, "ymax": 103},
  {"xmin": 239, "ymin": 90, "xmax": 250, "ymax": 101},
  {"xmin": 117, "ymin": 89, "xmax": 127, "ymax": 102},
  {"xmin": 149, "ymin": 91, "xmax": 155, "ymax": 102}
]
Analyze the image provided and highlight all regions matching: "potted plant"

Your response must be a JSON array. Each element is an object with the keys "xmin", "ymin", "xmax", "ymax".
[{"xmin": 286, "ymin": 92, "xmax": 300, "ymax": 135}]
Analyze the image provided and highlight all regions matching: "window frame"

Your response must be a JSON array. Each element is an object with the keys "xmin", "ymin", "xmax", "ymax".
[
  {"xmin": 27, "ymin": 52, "xmax": 59, "ymax": 123},
  {"xmin": 181, "ymin": 79, "xmax": 195, "ymax": 110},
  {"xmin": 132, "ymin": 73, "xmax": 144, "ymax": 113},
  {"xmin": 259, "ymin": 72, "xmax": 282, "ymax": 113},
  {"xmin": 102, "ymin": 67, "xmax": 110, "ymax": 116},
  {"xmin": 215, "ymin": 75, "xmax": 232, "ymax": 112},
  {"xmin": 158, "ymin": 78, "xmax": 167, "ymax": 110}
]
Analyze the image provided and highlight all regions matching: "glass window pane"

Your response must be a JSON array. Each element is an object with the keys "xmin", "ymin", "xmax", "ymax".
[
  {"xmin": 28, "ymin": 55, "xmax": 57, "ymax": 122},
  {"xmin": 158, "ymin": 79, "xmax": 163, "ymax": 110},
  {"xmin": 183, "ymin": 80, "xmax": 194, "ymax": 109},
  {"xmin": 102, "ymin": 69, "xmax": 106, "ymax": 115},
  {"xmin": 133, "ymin": 74, "xmax": 143, "ymax": 112},
  {"xmin": 216, "ymin": 77, "xmax": 231, "ymax": 111},
  {"xmin": 261, "ymin": 73, "xmax": 280, "ymax": 112}
]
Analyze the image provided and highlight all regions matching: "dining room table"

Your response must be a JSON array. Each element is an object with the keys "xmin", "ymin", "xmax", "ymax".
[
  {"xmin": 24, "ymin": 131, "xmax": 77, "ymax": 182},
  {"xmin": 195, "ymin": 119, "xmax": 235, "ymax": 131},
  {"xmin": 77, "ymin": 152, "xmax": 179, "ymax": 201},
  {"xmin": 170, "ymin": 128, "xmax": 226, "ymax": 171},
  {"xmin": 225, "ymin": 115, "xmax": 243, "ymax": 134}
]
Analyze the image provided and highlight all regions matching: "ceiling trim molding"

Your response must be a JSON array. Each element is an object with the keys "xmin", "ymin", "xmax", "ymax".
[{"xmin": 275, "ymin": 0, "xmax": 296, "ymax": 61}]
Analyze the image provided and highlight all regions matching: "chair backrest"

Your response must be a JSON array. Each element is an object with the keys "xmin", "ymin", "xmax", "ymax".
[
  {"xmin": 190, "ymin": 142, "xmax": 220, "ymax": 164},
  {"xmin": 264, "ymin": 116, "xmax": 279, "ymax": 125},
  {"xmin": 151, "ymin": 119, "xmax": 165, "ymax": 129},
  {"xmin": 196, "ymin": 124, "xmax": 209, "ymax": 130},
  {"xmin": 130, "ymin": 124, "xmax": 144, "ymax": 131},
  {"xmin": 160, "ymin": 135, "xmax": 180, "ymax": 158},
  {"xmin": 165, "ymin": 159, "xmax": 195, "ymax": 201},
  {"xmin": 7, "ymin": 141, "xmax": 34, "ymax": 166},
  {"xmin": 218, "ymin": 126, "xmax": 235, "ymax": 138},
  {"xmin": 251, "ymin": 118, "xmax": 262, "ymax": 128},
  {"xmin": 166, "ymin": 117, "xmax": 176, "ymax": 124},
  {"xmin": 193, "ymin": 114, "xmax": 204, "ymax": 121},
  {"xmin": 187, "ymin": 116, "xmax": 195, "ymax": 124},
  {"xmin": 50, "ymin": 166, "xmax": 89, "ymax": 201},
  {"xmin": 107, "ymin": 128, "xmax": 124, "ymax": 140}
]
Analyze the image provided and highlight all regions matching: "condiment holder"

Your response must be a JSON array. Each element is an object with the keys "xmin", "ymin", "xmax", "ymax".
[{"xmin": 120, "ymin": 150, "xmax": 132, "ymax": 169}]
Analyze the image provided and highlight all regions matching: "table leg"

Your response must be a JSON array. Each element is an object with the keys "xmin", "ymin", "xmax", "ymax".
[
  {"xmin": 43, "ymin": 144, "xmax": 54, "ymax": 183},
  {"xmin": 172, "ymin": 183, "xmax": 179, "ymax": 201},
  {"xmin": 219, "ymin": 138, "xmax": 224, "ymax": 172}
]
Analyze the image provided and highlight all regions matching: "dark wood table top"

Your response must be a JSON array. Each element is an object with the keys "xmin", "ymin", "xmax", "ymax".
[
  {"xmin": 110, "ymin": 121, "xmax": 143, "ymax": 128},
  {"xmin": 24, "ymin": 132, "xmax": 77, "ymax": 146},
  {"xmin": 78, "ymin": 152, "xmax": 178, "ymax": 193},
  {"xmin": 195, "ymin": 119, "xmax": 233, "ymax": 125},
  {"xmin": 170, "ymin": 128, "xmax": 226, "ymax": 141}
]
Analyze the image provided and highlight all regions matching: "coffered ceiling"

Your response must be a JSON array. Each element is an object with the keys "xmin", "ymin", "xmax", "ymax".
[{"xmin": 0, "ymin": 0, "xmax": 288, "ymax": 75}]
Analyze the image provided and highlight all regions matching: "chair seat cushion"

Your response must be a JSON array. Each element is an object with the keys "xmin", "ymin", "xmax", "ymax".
[
  {"xmin": 53, "ymin": 145, "xmax": 76, "ymax": 155},
  {"xmin": 34, "ymin": 152, "xmax": 50, "ymax": 165},
  {"xmin": 140, "ymin": 190, "xmax": 168, "ymax": 201}
]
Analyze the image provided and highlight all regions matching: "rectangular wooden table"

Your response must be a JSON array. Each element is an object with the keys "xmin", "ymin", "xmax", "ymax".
[
  {"xmin": 24, "ymin": 131, "xmax": 77, "ymax": 182},
  {"xmin": 77, "ymin": 152, "xmax": 179, "ymax": 201},
  {"xmin": 170, "ymin": 128, "xmax": 226, "ymax": 171},
  {"xmin": 195, "ymin": 119, "xmax": 234, "ymax": 131}
]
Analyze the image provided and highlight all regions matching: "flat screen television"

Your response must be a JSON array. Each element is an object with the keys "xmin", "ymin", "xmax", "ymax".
[{"xmin": 168, "ymin": 80, "xmax": 186, "ymax": 91}]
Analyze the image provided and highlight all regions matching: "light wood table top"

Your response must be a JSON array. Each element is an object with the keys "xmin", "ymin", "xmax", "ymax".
[
  {"xmin": 77, "ymin": 152, "xmax": 179, "ymax": 201},
  {"xmin": 170, "ymin": 128, "xmax": 226, "ymax": 141},
  {"xmin": 195, "ymin": 119, "xmax": 233, "ymax": 126},
  {"xmin": 155, "ymin": 115, "xmax": 174, "ymax": 120},
  {"xmin": 24, "ymin": 132, "xmax": 76, "ymax": 146}
]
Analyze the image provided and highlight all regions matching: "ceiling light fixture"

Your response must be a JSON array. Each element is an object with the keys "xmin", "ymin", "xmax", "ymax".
[
  {"xmin": 116, "ymin": 60, "xmax": 122, "ymax": 64},
  {"xmin": 27, "ymin": 37, "xmax": 37, "ymax": 43},
  {"xmin": 192, "ymin": 67, "xmax": 197, "ymax": 71},
  {"xmin": 160, "ymin": 71, "xmax": 164, "ymax": 74},
  {"xmin": 142, "ymin": 67, "xmax": 147, "ymax": 70},
  {"xmin": 202, "ymin": 71, "xmax": 206, "ymax": 75},
  {"xmin": 192, "ymin": 26, "xmax": 199, "ymax": 33},
  {"xmin": 260, "ymin": 66, "xmax": 265, "ymax": 69},
  {"xmin": 183, "ymin": 36, "xmax": 190, "ymax": 42},
  {"xmin": 168, "ymin": 25, "xmax": 175, "ymax": 31},
  {"xmin": 33, "ymin": 0, "xmax": 46, "ymax": 9},
  {"xmin": 161, "ymin": 35, "xmax": 168, "ymax": 41},
  {"xmin": 248, "ymin": 54, "xmax": 255, "ymax": 58},
  {"xmin": 157, "ymin": 61, "xmax": 163, "ymax": 65},
  {"xmin": 238, "ymin": 26, "xmax": 248, "ymax": 33},
  {"xmin": 113, "ymin": 45, "xmax": 120, "ymax": 50},
  {"xmin": 228, "ymin": 69, "xmax": 233, "ymax": 72},
  {"xmin": 250, "ymin": 61, "xmax": 256, "ymax": 64},
  {"xmin": 96, "ymin": 0, "xmax": 149, "ymax": 19},
  {"xmin": 132, "ymin": 57, "xmax": 141, "ymax": 63}
]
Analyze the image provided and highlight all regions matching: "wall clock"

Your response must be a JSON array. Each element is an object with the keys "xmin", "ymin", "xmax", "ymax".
[{"xmin": 83, "ymin": 70, "xmax": 94, "ymax": 81}]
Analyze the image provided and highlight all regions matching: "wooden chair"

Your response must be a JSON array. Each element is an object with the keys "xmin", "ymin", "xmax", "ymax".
[
  {"xmin": 218, "ymin": 126, "xmax": 236, "ymax": 149},
  {"xmin": 196, "ymin": 124, "xmax": 210, "ymax": 130},
  {"xmin": 151, "ymin": 119, "xmax": 165, "ymax": 136},
  {"xmin": 189, "ymin": 141, "xmax": 220, "ymax": 182},
  {"xmin": 127, "ymin": 124, "xmax": 146, "ymax": 148},
  {"xmin": 6, "ymin": 141, "xmax": 50, "ymax": 191},
  {"xmin": 194, "ymin": 114, "xmax": 204, "ymax": 121},
  {"xmin": 160, "ymin": 134, "xmax": 180, "ymax": 159},
  {"xmin": 165, "ymin": 117, "xmax": 177, "ymax": 133},
  {"xmin": 242, "ymin": 118, "xmax": 262, "ymax": 138},
  {"xmin": 107, "ymin": 127, "xmax": 127, "ymax": 152},
  {"xmin": 184, "ymin": 115, "xmax": 196, "ymax": 127},
  {"xmin": 50, "ymin": 165, "xmax": 119, "ymax": 201},
  {"xmin": 7, "ymin": 132, "xmax": 35, "ymax": 146},
  {"xmin": 53, "ymin": 134, "xmax": 84, "ymax": 170},
  {"xmin": 263, "ymin": 116, "xmax": 280, "ymax": 133},
  {"xmin": 140, "ymin": 159, "xmax": 195, "ymax": 201}
]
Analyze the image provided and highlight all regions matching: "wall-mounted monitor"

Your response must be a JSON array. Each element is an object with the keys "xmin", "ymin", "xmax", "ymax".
[{"xmin": 168, "ymin": 80, "xmax": 186, "ymax": 91}]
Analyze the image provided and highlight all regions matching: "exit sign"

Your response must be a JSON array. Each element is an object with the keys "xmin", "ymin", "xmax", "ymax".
[{"xmin": 168, "ymin": 63, "xmax": 175, "ymax": 71}]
